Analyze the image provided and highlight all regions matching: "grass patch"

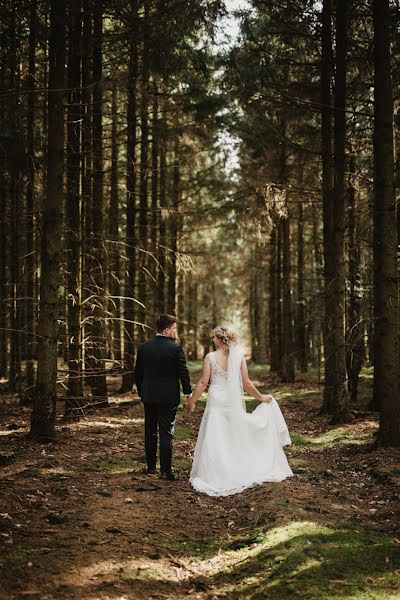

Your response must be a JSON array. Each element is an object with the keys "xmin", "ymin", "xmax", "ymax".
[
  {"xmin": 311, "ymin": 426, "xmax": 374, "ymax": 447},
  {"xmin": 193, "ymin": 520, "xmax": 400, "ymax": 599},
  {"xmin": 95, "ymin": 455, "xmax": 136, "ymax": 472},
  {"xmin": 152, "ymin": 533, "xmax": 226, "ymax": 561},
  {"xmin": 173, "ymin": 455, "xmax": 192, "ymax": 470},
  {"xmin": 174, "ymin": 423, "xmax": 196, "ymax": 441},
  {"xmin": 289, "ymin": 426, "xmax": 375, "ymax": 451}
]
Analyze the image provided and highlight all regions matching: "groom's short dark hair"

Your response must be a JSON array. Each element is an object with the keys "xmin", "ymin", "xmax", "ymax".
[{"xmin": 156, "ymin": 314, "xmax": 177, "ymax": 332}]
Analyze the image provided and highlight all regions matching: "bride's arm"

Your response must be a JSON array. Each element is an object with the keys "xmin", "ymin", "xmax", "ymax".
[
  {"xmin": 240, "ymin": 357, "xmax": 273, "ymax": 403},
  {"xmin": 185, "ymin": 355, "xmax": 211, "ymax": 411}
]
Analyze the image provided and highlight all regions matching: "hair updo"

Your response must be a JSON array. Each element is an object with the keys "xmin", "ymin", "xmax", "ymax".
[{"xmin": 212, "ymin": 326, "xmax": 239, "ymax": 354}]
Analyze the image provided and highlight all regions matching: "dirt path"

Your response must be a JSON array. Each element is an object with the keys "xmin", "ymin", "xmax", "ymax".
[{"xmin": 1, "ymin": 366, "xmax": 399, "ymax": 599}]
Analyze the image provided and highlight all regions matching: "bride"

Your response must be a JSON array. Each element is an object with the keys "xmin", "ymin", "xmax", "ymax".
[{"xmin": 185, "ymin": 326, "xmax": 293, "ymax": 496}]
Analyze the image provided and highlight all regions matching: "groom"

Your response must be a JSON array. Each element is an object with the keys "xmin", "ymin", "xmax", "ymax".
[{"xmin": 134, "ymin": 314, "xmax": 192, "ymax": 480}]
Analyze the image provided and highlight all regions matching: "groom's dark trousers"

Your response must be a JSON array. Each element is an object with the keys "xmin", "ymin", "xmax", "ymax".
[{"xmin": 134, "ymin": 335, "xmax": 192, "ymax": 473}]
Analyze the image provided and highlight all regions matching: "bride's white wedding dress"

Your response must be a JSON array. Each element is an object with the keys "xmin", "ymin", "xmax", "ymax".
[{"xmin": 189, "ymin": 346, "xmax": 294, "ymax": 496}]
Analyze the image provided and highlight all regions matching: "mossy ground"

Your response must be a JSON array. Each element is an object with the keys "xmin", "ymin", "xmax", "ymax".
[{"xmin": 0, "ymin": 363, "xmax": 399, "ymax": 599}]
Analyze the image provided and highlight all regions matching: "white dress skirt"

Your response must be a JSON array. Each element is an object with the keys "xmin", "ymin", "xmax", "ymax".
[{"xmin": 189, "ymin": 352, "xmax": 294, "ymax": 496}]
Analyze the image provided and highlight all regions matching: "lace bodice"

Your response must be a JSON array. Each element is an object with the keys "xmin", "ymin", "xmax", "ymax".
[{"xmin": 208, "ymin": 352, "xmax": 228, "ymax": 386}]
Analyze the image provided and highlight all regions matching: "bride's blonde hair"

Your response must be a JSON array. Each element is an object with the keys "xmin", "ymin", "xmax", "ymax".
[{"xmin": 212, "ymin": 326, "xmax": 238, "ymax": 354}]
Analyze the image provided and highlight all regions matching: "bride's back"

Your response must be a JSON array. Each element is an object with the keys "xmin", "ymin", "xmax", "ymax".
[{"xmin": 213, "ymin": 348, "xmax": 228, "ymax": 373}]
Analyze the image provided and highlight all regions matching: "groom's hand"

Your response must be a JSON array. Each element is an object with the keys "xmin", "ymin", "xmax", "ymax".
[{"xmin": 185, "ymin": 394, "xmax": 195, "ymax": 413}]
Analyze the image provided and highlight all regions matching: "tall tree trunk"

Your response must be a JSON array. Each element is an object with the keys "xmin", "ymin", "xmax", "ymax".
[
  {"xmin": 296, "ymin": 201, "xmax": 307, "ymax": 372},
  {"xmin": 249, "ymin": 270, "xmax": 257, "ymax": 361},
  {"xmin": 88, "ymin": 0, "xmax": 108, "ymax": 406},
  {"xmin": 254, "ymin": 246, "xmax": 267, "ymax": 363},
  {"xmin": 276, "ymin": 222, "xmax": 283, "ymax": 367},
  {"xmin": 278, "ymin": 122, "xmax": 295, "ymax": 382},
  {"xmin": 150, "ymin": 78, "xmax": 159, "ymax": 323},
  {"xmin": 22, "ymin": 0, "xmax": 38, "ymax": 404},
  {"xmin": 372, "ymin": 0, "xmax": 400, "ymax": 444},
  {"xmin": 109, "ymin": 81, "xmax": 122, "ymax": 364},
  {"xmin": 188, "ymin": 280, "xmax": 198, "ymax": 359},
  {"xmin": 121, "ymin": 0, "xmax": 138, "ymax": 393},
  {"xmin": 0, "ymin": 92, "xmax": 9, "ymax": 378},
  {"xmin": 269, "ymin": 228, "xmax": 279, "ymax": 371},
  {"xmin": 137, "ymin": 0, "xmax": 150, "ymax": 341},
  {"xmin": 8, "ymin": 3, "xmax": 22, "ymax": 395},
  {"xmin": 280, "ymin": 214, "xmax": 295, "ymax": 382},
  {"xmin": 156, "ymin": 87, "xmax": 168, "ymax": 314},
  {"xmin": 330, "ymin": 0, "xmax": 350, "ymax": 423},
  {"xmin": 346, "ymin": 152, "xmax": 364, "ymax": 402},
  {"xmin": 29, "ymin": 0, "xmax": 66, "ymax": 441},
  {"xmin": 65, "ymin": 0, "xmax": 83, "ymax": 418},
  {"xmin": 311, "ymin": 202, "xmax": 324, "ymax": 380},
  {"xmin": 81, "ymin": 0, "xmax": 93, "ymax": 393},
  {"xmin": 0, "ymin": 64, "xmax": 7, "ymax": 379},
  {"xmin": 167, "ymin": 137, "xmax": 179, "ymax": 314},
  {"xmin": 321, "ymin": 0, "xmax": 335, "ymax": 414},
  {"xmin": 177, "ymin": 272, "xmax": 186, "ymax": 347}
]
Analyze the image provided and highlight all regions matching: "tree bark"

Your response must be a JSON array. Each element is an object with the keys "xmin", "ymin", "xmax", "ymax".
[
  {"xmin": 188, "ymin": 280, "xmax": 198, "ymax": 359},
  {"xmin": 276, "ymin": 222, "xmax": 283, "ymax": 367},
  {"xmin": 280, "ymin": 214, "xmax": 295, "ymax": 382},
  {"xmin": 109, "ymin": 80, "xmax": 122, "ymax": 364},
  {"xmin": 167, "ymin": 137, "xmax": 179, "ymax": 314},
  {"xmin": 121, "ymin": 0, "xmax": 138, "ymax": 393},
  {"xmin": 321, "ymin": 0, "xmax": 336, "ymax": 414},
  {"xmin": 150, "ymin": 78, "xmax": 159, "ymax": 324},
  {"xmin": 296, "ymin": 201, "xmax": 307, "ymax": 372},
  {"xmin": 88, "ymin": 0, "xmax": 108, "ymax": 406},
  {"xmin": 22, "ymin": 0, "xmax": 38, "ymax": 403},
  {"xmin": 177, "ymin": 272, "xmax": 187, "ymax": 348},
  {"xmin": 156, "ymin": 84, "xmax": 168, "ymax": 314},
  {"xmin": 346, "ymin": 152, "xmax": 364, "ymax": 402},
  {"xmin": 8, "ymin": 2, "xmax": 22, "ymax": 396},
  {"xmin": 329, "ymin": 0, "xmax": 350, "ymax": 423},
  {"xmin": 29, "ymin": 0, "xmax": 66, "ymax": 441},
  {"xmin": 372, "ymin": 0, "xmax": 400, "ymax": 444},
  {"xmin": 254, "ymin": 246, "xmax": 267, "ymax": 363},
  {"xmin": 269, "ymin": 228, "xmax": 279, "ymax": 371},
  {"xmin": 0, "ymin": 63, "xmax": 7, "ymax": 379},
  {"xmin": 137, "ymin": 0, "xmax": 150, "ymax": 341},
  {"xmin": 65, "ymin": 0, "xmax": 83, "ymax": 418},
  {"xmin": 311, "ymin": 202, "xmax": 323, "ymax": 379},
  {"xmin": 81, "ymin": 0, "xmax": 93, "ymax": 393}
]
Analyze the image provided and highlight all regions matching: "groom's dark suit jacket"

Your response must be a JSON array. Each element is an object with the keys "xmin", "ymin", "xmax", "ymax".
[{"xmin": 134, "ymin": 335, "xmax": 192, "ymax": 406}]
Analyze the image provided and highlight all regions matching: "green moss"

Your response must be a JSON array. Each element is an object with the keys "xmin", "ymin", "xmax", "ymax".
[
  {"xmin": 173, "ymin": 455, "xmax": 192, "ymax": 470},
  {"xmin": 288, "ymin": 426, "xmax": 374, "ymax": 451},
  {"xmin": 113, "ymin": 520, "xmax": 399, "ymax": 598},
  {"xmin": 153, "ymin": 534, "xmax": 224, "ymax": 561},
  {"xmin": 289, "ymin": 431, "xmax": 314, "ymax": 448},
  {"xmin": 191, "ymin": 521, "xmax": 400, "ymax": 599},
  {"xmin": 174, "ymin": 424, "xmax": 196, "ymax": 440},
  {"xmin": 95, "ymin": 455, "xmax": 136, "ymax": 471}
]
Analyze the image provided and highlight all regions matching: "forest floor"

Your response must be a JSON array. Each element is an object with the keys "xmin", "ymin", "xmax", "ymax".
[{"xmin": 0, "ymin": 362, "xmax": 399, "ymax": 600}]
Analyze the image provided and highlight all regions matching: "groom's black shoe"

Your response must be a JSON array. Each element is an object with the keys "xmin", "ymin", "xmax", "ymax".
[
  {"xmin": 144, "ymin": 466, "xmax": 157, "ymax": 475},
  {"xmin": 160, "ymin": 471, "xmax": 177, "ymax": 481}
]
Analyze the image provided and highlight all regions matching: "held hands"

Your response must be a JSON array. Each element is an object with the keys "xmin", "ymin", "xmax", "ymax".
[
  {"xmin": 261, "ymin": 394, "xmax": 274, "ymax": 404},
  {"xmin": 185, "ymin": 393, "xmax": 195, "ymax": 413}
]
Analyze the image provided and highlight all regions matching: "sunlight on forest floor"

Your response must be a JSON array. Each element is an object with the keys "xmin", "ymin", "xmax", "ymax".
[{"xmin": 1, "ymin": 362, "xmax": 399, "ymax": 599}]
